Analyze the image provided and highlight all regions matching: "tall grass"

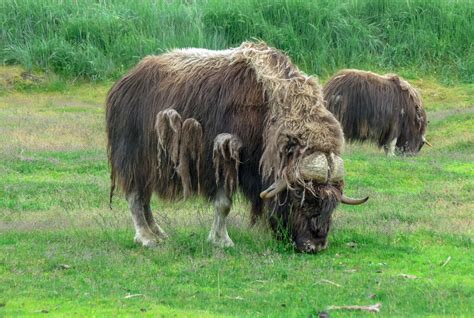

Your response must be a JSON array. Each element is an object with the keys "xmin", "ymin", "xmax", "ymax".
[{"xmin": 1, "ymin": 0, "xmax": 472, "ymax": 82}]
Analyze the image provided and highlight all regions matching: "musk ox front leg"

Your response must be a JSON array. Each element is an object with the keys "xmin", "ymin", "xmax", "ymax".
[
  {"xmin": 127, "ymin": 192, "xmax": 163, "ymax": 247},
  {"xmin": 208, "ymin": 133, "xmax": 243, "ymax": 248},
  {"xmin": 383, "ymin": 137, "xmax": 398, "ymax": 156},
  {"xmin": 208, "ymin": 189, "xmax": 234, "ymax": 247}
]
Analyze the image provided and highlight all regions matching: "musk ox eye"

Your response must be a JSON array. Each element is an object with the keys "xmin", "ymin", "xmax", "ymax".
[
  {"xmin": 292, "ymin": 188, "xmax": 304, "ymax": 199},
  {"xmin": 286, "ymin": 143, "xmax": 300, "ymax": 157}
]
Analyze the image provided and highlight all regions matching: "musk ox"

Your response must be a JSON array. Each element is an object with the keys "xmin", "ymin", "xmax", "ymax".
[
  {"xmin": 106, "ymin": 42, "xmax": 367, "ymax": 253},
  {"xmin": 323, "ymin": 69, "xmax": 431, "ymax": 156}
]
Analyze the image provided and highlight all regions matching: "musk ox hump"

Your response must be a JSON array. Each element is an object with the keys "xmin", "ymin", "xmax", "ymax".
[{"xmin": 213, "ymin": 133, "xmax": 243, "ymax": 197}]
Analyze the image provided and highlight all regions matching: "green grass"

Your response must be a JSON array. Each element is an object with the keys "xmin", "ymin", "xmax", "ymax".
[
  {"xmin": 0, "ymin": 66, "xmax": 473, "ymax": 316},
  {"xmin": 1, "ymin": 0, "xmax": 473, "ymax": 83}
]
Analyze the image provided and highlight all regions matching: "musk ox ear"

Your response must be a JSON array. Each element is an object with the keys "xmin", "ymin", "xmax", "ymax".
[
  {"xmin": 260, "ymin": 128, "xmax": 305, "ymax": 183},
  {"xmin": 274, "ymin": 133, "xmax": 306, "ymax": 178}
]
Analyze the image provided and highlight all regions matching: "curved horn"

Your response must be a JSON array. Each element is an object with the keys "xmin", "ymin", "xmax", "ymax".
[
  {"xmin": 341, "ymin": 194, "xmax": 369, "ymax": 205},
  {"xmin": 260, "ymin": 179, "xmax": 287, "ymax": 200},
  {"xmin": 422, "ymin": 136, "xmax": 432, "ymax": 147},
  {"xmin": 299, "ymin": 153, "xmax": 329, "ymax": 182}
]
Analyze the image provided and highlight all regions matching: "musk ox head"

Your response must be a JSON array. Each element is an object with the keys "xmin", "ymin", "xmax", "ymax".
[
  {"xmin": 396, "ymin": 103, "xmax": 430, "ymax": 155},
  {"xmin": 260, "ymin": 136, "xmax": 367, "ymax": 253}
]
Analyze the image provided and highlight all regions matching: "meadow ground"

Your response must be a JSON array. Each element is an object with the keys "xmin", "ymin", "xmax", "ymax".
[{"xmin": 0, "ymin": 66, "xmax": 473, "ymax": 316}]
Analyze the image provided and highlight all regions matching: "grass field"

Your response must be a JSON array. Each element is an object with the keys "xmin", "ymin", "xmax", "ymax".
[{"xmin": 0, "ymin": 65, "xmax": 472, "ymax": 316}]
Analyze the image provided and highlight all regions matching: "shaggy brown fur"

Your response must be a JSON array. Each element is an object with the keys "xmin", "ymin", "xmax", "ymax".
[
  {"xmin": 156, "ymin": 109, "xmax": 182, "ymax": 168},
  {"xmin": 213, "ymin": 133, "xmax": 243, "ymax": 197},
  {"xmin": 106, "ymin": 41, "xmax": 346, "ymax": 252},
  {"xmin": 154, "ymin": 110, "xmax": 203, "ymax": 199},
  {"xmin": 179, "ymin": 118, "xmax": 203, "ymax": 198},
  {"xmin": 323, "ymin": 69, "xmax": 427, "ymax": 155}
]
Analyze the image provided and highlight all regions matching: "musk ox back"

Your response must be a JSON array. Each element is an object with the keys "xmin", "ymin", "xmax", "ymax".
[
  {"xmin": 324, "ymin": 69, "xmax": 429, "ymax": 155},
  {"xmin": 106, "ymin": 42, "xmax": 367, "ymax": 253}
]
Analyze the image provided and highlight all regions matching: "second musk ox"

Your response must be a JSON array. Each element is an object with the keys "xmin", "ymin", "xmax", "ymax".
[
  {"xmin": 324, "ymin": 69, "xmax": 431, "ymax": 156},
  {"xmin": 106, "ymin": 42, "xmax": 367, "ymax": 253}
]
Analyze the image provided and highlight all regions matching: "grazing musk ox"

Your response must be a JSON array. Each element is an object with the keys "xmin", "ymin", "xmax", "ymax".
[
  {"xmin": 106, "ymin": 42, "xmax": 367, "ymax": 253},
  {"xmin": 324, "ymin": 69, "xmax": 430, "ymax": 156}
]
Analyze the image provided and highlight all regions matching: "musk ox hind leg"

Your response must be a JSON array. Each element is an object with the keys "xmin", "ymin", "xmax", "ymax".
[
  {"xmin": 127, "ymin": 192, "xmax": 163, "ymax": 247},
  {"xmin": 208, "ymin": 188, "xmax": 234, "ymax": 248},
  {"xmin": 144, "ymin": 201, "xmax": 168, "ymax": 239}
]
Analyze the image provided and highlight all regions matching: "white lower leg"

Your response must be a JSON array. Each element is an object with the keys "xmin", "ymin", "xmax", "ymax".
[
  {"xmin": 127, "ymin": 192, "xmax": 159, "ymax": 247},
  {"xmin": 384, "ymin": 137, "xmax": 397, "ymax": 156},
  {"xmin": 208, "ymin": 189, "xmax": 234, "ymax": 247}
]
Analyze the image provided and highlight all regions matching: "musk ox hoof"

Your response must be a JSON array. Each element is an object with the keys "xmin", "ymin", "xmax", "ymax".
[
  {"xmin": 207, "ymin": 234, "xmax": 235, "ymax": 248},
  {"xmin": 149, "ymin": 225, "xmax": 169, "ymax": 240},
  {"xmin": 155, "ymin": 231, "xmax": 168, "ymax": 240},
  {"xmin": 134, "ymin": 234, "xmax": 160, "ymax": 248}
]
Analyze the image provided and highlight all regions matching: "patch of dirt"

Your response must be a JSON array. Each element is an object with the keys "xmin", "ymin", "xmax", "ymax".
[{"xmin": 0, "ymin": 66, "xmax": 46, "ymax": 92}]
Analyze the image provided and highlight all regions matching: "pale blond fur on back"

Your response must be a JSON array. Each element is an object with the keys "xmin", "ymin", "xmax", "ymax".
[{"xmin": 159, "ymin": 42, "xmax": 343, "ymax": 180}]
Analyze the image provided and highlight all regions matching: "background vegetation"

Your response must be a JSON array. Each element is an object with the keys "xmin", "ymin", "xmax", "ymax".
[
  {"xmin": 1, "ymin": 0, "xmax": 473, "ymax": 82},
  {"xmin": 0, "ymin": 0, "xmax": 473, "ymax": 316}
]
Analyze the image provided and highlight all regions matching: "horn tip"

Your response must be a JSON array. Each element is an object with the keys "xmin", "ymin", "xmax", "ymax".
[{"xmin": 341, "ymin": 194, "xmax": 369, "ymax": 205}]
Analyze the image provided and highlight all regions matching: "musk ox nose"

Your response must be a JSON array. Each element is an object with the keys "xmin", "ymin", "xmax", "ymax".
[
  {"xmin": 296, "ymin": 239, "xmax": 326, "ymax": 253},
  {"xmin": 295, "ymin": 232, "xmax": 330, "ymax": 253},
  {"xmin": 304, "ymin": 241, "xmax": 318, "ymax": 253}
]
